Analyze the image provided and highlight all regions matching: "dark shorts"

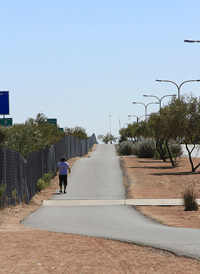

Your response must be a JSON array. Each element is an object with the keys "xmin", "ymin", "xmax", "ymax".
[{"xmin": 59, "ymin": 175, "xmax": 67, "ymax": 187}]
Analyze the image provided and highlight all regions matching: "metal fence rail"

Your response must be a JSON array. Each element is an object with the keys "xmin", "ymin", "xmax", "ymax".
[{"xmin": 0, "ymin": 134, "xmax": 97, "ymax": 206}]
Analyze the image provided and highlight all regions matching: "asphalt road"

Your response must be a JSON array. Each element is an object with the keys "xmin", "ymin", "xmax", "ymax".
[{"xmin": 22, "ymin": 144, "xmax": 200, "ymax": 260}]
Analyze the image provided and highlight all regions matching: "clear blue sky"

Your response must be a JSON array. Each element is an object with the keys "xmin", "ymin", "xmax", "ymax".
[{"xmin": 1, "ymin": 1, "xmax": 200, "ymax": 140}]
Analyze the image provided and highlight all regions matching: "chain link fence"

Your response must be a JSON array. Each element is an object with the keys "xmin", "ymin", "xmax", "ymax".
[{"xmin": 0, "ymin": 134, "xmax": 97, "ymax": 207}]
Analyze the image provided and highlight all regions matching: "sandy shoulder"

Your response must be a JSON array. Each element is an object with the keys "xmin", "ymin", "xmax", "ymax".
[{"xmin": 1, "ymin": 147, "xmax": 200, "ymax": 273}]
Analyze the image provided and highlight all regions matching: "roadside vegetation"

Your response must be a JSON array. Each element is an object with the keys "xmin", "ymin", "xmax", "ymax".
[
  {"xmin": 181, "ymin": 181, "xmax": 199, "ymax": 211},
  {"xmin": 37, "ymin": 171, "xmax": 55, "ymax": 192},
  {"xmin": 0, "ymin": 112, "xmax": 89, "ymax": 158},
  {"xmin": 119, "ymin": 93, "xmax": 200, "ymax": 172},
  {"xmin": 98, "ymin": 133, "xmax": 117, "ymax": 144}
]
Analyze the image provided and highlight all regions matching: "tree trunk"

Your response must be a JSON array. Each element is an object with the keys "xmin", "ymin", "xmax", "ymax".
[
  {"xmin": 165, "ymin": 141, "xmax": 175, "ymax": 167},
  {"xmin": 156, "ymin": 140, "xmax": 166, "ymax": 162},
  {"xmin": 185, "ymin": 141, "xmax": 196, "ymax": 172}
]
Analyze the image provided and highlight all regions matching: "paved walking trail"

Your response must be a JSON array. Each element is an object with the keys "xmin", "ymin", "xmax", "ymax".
[{"xmin": 22, "ymin": 144, "xmax": 200, "ymax": 260}]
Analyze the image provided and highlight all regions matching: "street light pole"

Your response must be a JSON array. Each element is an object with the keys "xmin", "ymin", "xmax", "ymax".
[
  {"xmin": 109, "ymin": 115, "xmax": 111, "ymax": 135},
  {"xmin": 138, "ymin": 115, "xmax": 147, "ymax": 122},
  {"xmin": 132, "ymin": 102, "xmax": 159, "ymax": 120},
  {"xmin": 156, "ymin": 79, "xmax": 200, "ymax": 99},
  {"xmin": 143, "ymin": 94, "xmax": 176, "ymax": 110}
]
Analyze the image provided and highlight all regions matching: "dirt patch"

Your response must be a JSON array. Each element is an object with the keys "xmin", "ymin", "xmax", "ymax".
[
  {"xmin": 1, "ymin": 147, "xmax": 200, "ymax": 273},
  {"xmin": 122, "ymin": 156, "xmax": 200, "ymax": 228}
]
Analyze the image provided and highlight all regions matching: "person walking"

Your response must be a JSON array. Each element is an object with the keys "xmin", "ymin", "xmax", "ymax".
[{"xmin": 55, "ymin": 157, "xmax": 71, "ymax": 194}]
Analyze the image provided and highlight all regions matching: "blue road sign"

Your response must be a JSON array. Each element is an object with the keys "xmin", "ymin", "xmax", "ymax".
[{"xmin": 0, "ymin": 91, "xmax": 9, "ymax": 115}]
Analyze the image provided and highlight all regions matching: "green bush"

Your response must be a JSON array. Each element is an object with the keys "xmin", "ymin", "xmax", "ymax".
[
  {"xmin": 154, "ymin": 142, "xmax": 182, "ymax": 160},
  {"xmin": 43, "ymin": 171, "xmax": 55, "ymax": 186},
  {"xmin": 43, "ymin": 173, "xmax": 52, "ymax": 185},
  {"xmin": 37, "ymin": 179, "xmax": 46, "ymax": 192},
  {"xmin": 118, "ymin": 141, "xmax": 135, "ymax": 155},
  {"xmin": 49, "ymin": 171, "xmax": 55, "ymax": 179},
  {"xmin": 181, "ymin": 181, "xmax": 198, "ymax": 211},
  {"xmin": 135, "ymin": 139, "xmax": 156, "ymax": 158},
  {"xmin": 170, "ymin": 143, "xmax": 183, "ymax": 158},
  {"xmin": 118, "ymin": 139, "xmax": 156, "ymax": 158}
]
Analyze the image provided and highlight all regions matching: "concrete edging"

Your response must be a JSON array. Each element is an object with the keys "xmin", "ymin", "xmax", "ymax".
[{"xmin": 42, "ymin": 199, "xmax": 200, "ymax": 206}]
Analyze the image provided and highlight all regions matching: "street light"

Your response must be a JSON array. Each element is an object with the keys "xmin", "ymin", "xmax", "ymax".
[
  {"xmin": 109, "ymin": 115, "xmax": 111, "ymax": 135},
  {"xmin": 128, "ymin": 115, "xmax": 139, "ymax": 123},
  {"xmin": 184, "ymin": 40, "xmax": 200, "ymax": 43},
  {"xmin": 138, "ymin": 115, "xmax": 148, "ymax": 122},
  {"xmin": 156, "ymin": 79, "xmax": 200, "ymax": 99},
  {"xmin": 143, "ymin": 94, "xmax": 176, "ymax": 110},
  {"xmin": 132, "ymin": 101, "xmax": 159, "ymax": 119}
]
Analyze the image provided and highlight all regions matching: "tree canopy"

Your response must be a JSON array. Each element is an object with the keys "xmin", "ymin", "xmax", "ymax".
[
  {"xmin": 64, "ymin": 126, "xmax": 89, "ymax": 140},
  {"xmin": 119, "ymin": 94, "xmax": 200, "ymax": 171},
  {"xmin": 99, "ymin": 133, "xmax": 117, "ymax": 144},
  {"xmin": 1, "ymin": 113, "xmax": 90, "ymax": 158}
]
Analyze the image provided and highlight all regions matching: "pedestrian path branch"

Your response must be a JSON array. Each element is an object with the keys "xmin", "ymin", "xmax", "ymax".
[{"xmin": 42, "ymin": 199, "xmax": 200, "ymax": 206}]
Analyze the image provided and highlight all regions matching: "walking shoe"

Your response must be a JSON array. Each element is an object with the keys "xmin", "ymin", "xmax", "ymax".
[
  {"xmin": 64, "ymin": 191, "xmax": 66, "ymax": 194},
  {"xmin": 60, "ymin": 190, "xmax": 62, "ymax": 193}
]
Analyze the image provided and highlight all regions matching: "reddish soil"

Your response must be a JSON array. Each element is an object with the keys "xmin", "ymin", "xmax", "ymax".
[
  {"xmin": 122, "ymin": 156, "xmax": 200, "ymax": 229},
  {"xmin": 1, "ymin": 147, "xmax": 200, "ymax": 273}
]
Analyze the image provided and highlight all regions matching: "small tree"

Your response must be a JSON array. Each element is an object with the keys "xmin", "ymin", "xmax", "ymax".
[
  {"xmin": 166, "ymin": 95, "xmax": 200, "ymax": 171},
  {"xmin": 101, "ymin": 133, "xmax": 117, "ymax": 144},
  {"xmin": 147, "ymin": 101, "xmax": 183, "ymax": 167},
  {"xmin": 35, "ymin": 112, "xmax": 47, "ymax": 124},
  {"xmin": 2, "ymin": 113, "xmax": 66, "ymax": 157},
  {"xmin": 119, "ymin": 121, "xmax": 146, "ymax": 143},
  {"xmin": 119, "ymin": 128, "xmax": 127, "ymax": 142},
  {"xmin": 64, "ymin": 126, "xmax": 89, "ymax": 140}
]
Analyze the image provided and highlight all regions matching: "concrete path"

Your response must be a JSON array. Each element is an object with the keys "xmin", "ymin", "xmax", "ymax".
[
  {"xmin": 22, "ymin": 144, "xmax": 200, "ymax": 260},
  {"xmin": 43, "ymin": 198, "xmax": 200, "ymax": 206}
]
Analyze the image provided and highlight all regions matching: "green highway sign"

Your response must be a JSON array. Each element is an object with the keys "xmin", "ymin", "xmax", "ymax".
[
  {"xmin": 47, "ymin": 118, "xmax": 57, "ymax": 125},
  {"xmin": 0, "ymin": 118, "xmax": 12, "ymax": 126}
]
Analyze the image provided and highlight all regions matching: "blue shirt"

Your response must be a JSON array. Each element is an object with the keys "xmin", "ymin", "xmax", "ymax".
[{"xmin": 57, "ymin": 161, "xmax": 69, "ymax": 175}]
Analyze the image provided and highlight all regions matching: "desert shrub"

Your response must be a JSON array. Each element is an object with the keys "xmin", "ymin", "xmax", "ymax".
[
  {"xmin": 43, "ymin": 171, "xmax": 55, "ymax": 186},
  {"xmin": 118, "ymin": 141, "xmax": 135, "ymax": 155},
  {"xmin": 37, "ymin": 179, "xmax": 46, "ymax": 192},
  {"xmin": 181, "ymin": 181, "xmax": 198, "ymax": 211},
  {"xmin": 154, "ymin": 142, "xmax": 182, "ymax": 160},
  {"xmin": 170, "ymin": 143, "xmax": 183, "ymax": 158},
  {"xmin": 43, "ymin": 173, "xmax": 52, "ymax": 185},
  {"xmin": 135, "ymin": 139, "xmax": 156, "ymax": 158},
  {"xmin": 49, "ymin": 171, "xmax": 55, "ymax": 179}
]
